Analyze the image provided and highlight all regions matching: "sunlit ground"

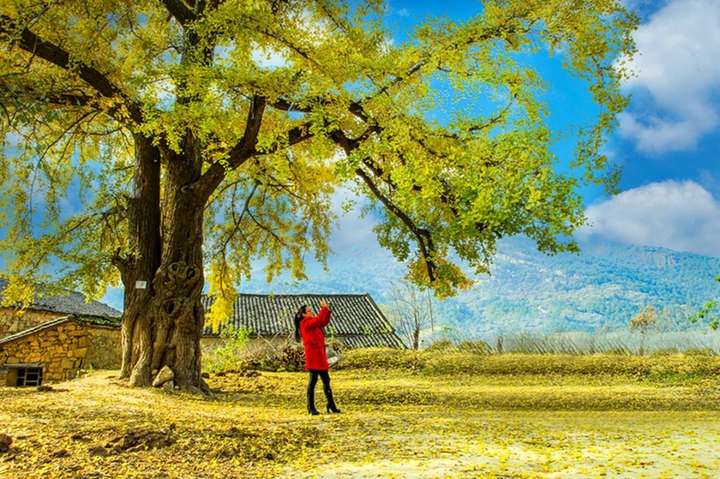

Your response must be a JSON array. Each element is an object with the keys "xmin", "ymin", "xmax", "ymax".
[{"xmin": 1, "ymin": 369, "xmax": 719, "ymax": 478}]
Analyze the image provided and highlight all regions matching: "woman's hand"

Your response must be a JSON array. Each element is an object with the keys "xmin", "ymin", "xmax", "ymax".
[{"xmin": 320, "ymin": 300, "xmax": 329, "ymax": 309}]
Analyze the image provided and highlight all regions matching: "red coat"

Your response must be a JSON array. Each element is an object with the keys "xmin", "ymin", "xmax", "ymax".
[{"xmin": 300, "ymin": 306, "xmax": 331, "ymax": 371}]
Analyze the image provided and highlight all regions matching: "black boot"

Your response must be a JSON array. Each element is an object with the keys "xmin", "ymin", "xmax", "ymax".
[
  {"xmin": 324, "ymin": 385, "xmax": 341, "ymax": 414},
  {"xmin": 307, "ymin": 383, "xmax": 320, "ymax": 415}
]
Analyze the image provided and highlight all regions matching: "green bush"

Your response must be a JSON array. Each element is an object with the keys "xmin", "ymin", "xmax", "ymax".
[
  {"xmin": 204, "ymin": 329, "xmax": 306, "ymax": 373},
  {"xmin": 203, "ymin": 327, "xmax": 251, "ymax": 373}
]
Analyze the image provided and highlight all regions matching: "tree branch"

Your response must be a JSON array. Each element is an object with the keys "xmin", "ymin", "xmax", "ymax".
[
  {"xmin": 160, "ymin": 0, "xmax": 196, "ymax": 25},
  {"xmin": 330, "ymin": 126, "xmax": 438, "ymax": 281},
  {"xmin": 0, "ymin": 15, "xmax": 144, "ymax": 125},
  {"xmin": 215, "ymin": 180, "xmax": 260, "ymax": 259},
  {"xmin": 0, "ymin": 80, "xmax": 140, "ymax": 127},
  {"xmin": 355, "ymin": 167, "xmax": 437, "ymax": 282},
  {"xmin": 196, "ymin": 97, "xmax": 315, "ymax": 202},
  {"xmin": 0, "ymin": 81, "xmax": 93, "ymax": 107},
  {"xmin": 228, "ymin": 95, "xmax": 267, "ymax": 168}
]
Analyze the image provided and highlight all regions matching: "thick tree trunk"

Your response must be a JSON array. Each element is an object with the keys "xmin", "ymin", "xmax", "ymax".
[
  {"xmin": 119, "ymin": 137, "xmax": 208, "ymax": 393},
  {"xmin": 117, "ymin": 135, "xmax": 162, "ymax": 380}
]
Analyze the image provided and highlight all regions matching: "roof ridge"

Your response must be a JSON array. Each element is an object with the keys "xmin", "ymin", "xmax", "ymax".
[
  {"xmin": 0, "ymin": 315, "xmax": 73, "ymax": 346},
  {"xmin": 201, "ymin": 292, "xmax": 406, "ymax": 349},
  {"xmin": 0, "ymin": 278, "xmax": 122, "ymax": 318}
]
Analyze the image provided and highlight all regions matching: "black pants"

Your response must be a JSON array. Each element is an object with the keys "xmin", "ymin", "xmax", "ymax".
[{"xmin": 307, "ymin": 370, "xmax": 337, "ymax": 412}]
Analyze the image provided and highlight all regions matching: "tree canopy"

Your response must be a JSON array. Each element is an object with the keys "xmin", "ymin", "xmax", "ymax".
[{"xmin": 0, "ymin": 0, "xmax": 637, "ymax": 322}]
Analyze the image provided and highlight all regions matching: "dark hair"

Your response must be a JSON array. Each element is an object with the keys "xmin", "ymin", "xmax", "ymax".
[{"xmin": 293, "ymin": 304, "xmax": 308, "ymax": 342}]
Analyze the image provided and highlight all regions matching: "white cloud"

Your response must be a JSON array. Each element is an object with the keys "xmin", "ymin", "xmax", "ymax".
[
  {"xmin": 296, "ymin": 8, "xmax": 332, "ymax": 45},
  {"xmin": 619, "ymin": 0, "xmax": 720, "ymax": 153},
  {"xmin": 153, "ymin": 78, "xmax": 176, "ymax": 109},
  {"xmin": 380, "ymin": 37, "xmax": 395, "ymax": 54},
  {"xmin": 251, "ymin": 9, "xmax": 331, "ymax": 69},
  {"xmin": 251, "ymin": 8, "xmax": 329, "ymax": 69},
  {"xmin": 579, "ymin": 180, "xmax": 720, "ymax": 256}
]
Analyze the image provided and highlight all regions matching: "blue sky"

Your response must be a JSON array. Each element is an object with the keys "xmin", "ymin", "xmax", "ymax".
[{"xmin": 231, "ymin": 0, "xmax": 720, "ymax": 305}]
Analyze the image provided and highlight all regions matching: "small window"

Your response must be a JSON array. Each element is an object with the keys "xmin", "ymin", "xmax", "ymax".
[{"xmin": 6, "ymin": 366, "xmax": 43, "ymax": 387}]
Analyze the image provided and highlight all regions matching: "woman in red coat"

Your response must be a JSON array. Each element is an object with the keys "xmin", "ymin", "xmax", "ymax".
[{"xmin": 294, "ymin": 301, "xmax": 341, "ymax": 415}]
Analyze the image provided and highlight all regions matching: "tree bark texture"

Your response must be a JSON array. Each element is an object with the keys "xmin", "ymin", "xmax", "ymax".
[{"xmin": 117, "ymin": 135, "xmax": 207, "ymax": 393}]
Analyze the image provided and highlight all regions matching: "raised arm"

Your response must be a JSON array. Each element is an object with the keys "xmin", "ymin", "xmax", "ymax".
[
  {"xmin": 317, "ymin": 305, "xmax": 331, "ymax": 328},
  {"xmin": 304, "ymin": 305, "xmax": 331, "ymax": 329}
]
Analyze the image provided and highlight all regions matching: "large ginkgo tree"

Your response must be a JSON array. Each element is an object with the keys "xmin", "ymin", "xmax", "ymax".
[{"xmin": 0, "ymin": 0, "xmax": 636, "ymax": 392}]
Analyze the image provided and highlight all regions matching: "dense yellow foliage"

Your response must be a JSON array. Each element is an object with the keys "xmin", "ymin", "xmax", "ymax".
[{"xmin": 0, "ymin": 0, "xmax": 638, "ymax": 306}]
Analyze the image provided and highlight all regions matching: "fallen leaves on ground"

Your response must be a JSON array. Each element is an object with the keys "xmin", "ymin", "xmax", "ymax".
[{"xmin": 1, "ymin": 365, "xmax": 719, "ymax": 478}]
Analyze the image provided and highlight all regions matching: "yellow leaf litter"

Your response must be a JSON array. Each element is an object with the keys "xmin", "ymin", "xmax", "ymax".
[{"xmin": 1, "ymin": 368, "xmax": 719, "ymax": 478}]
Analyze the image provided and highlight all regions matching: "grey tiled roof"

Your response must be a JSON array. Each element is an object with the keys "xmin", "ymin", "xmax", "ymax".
[
  {"xmin": 202, "ymin": 293, "xmax": 405, "ymax": 349},
  {"xmin": 0, "ymin": 279, "xmax": 122, "ymax": 319}
]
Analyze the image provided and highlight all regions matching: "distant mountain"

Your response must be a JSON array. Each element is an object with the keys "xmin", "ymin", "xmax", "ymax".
[{"xmin": 238, "ymin": 237, "xmax": 720, "ymax": 339}]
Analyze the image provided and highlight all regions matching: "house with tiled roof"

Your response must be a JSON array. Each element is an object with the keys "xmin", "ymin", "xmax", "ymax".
[
  {"xmin": 0, "ymin": 280, "xmax": 122, "ymax": 386},
  {"xmin": 202, "ymin": 293, "xmax": 406, "ymax": 349},
  {"xmin": 0, "ymin": 279, "xmax": 121, "ymax": 339},
  {"xmin": 0, "ymin": 315, "xmax": 121, "ymax": 386}
]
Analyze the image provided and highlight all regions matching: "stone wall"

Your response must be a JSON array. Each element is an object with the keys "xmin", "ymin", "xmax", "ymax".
[
  {"xmin": 0, "ymin": 307, "xmax": 62, "ymax": 339},
  {"xmin": 0, "ymin": 319, "xmax": 89, "ymax": 383},
  {"xmin": 84, "ymin": 326, "xmax": 121, "ymax": 369}
]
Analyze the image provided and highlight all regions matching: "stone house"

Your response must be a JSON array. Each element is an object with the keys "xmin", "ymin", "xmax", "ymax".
[
  {"xmin": 202, "ymin": 293, "xmax": 406, "ymax": 349},
  {"xmin": 0, "ymin": 279, "xmax": 122, "ymax": 338},
  {"xmin": 0, "ymin": 280, "xmax": 122, "ymax": 386},
  {"xmin": 0, "ymin": 315, "xmax": 121, "ymax": 386}
]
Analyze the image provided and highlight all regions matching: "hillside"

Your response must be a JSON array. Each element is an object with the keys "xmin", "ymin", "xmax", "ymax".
[{"xmin": 239, "ymin": 237, "xmax": 720, "ymax": 338}]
